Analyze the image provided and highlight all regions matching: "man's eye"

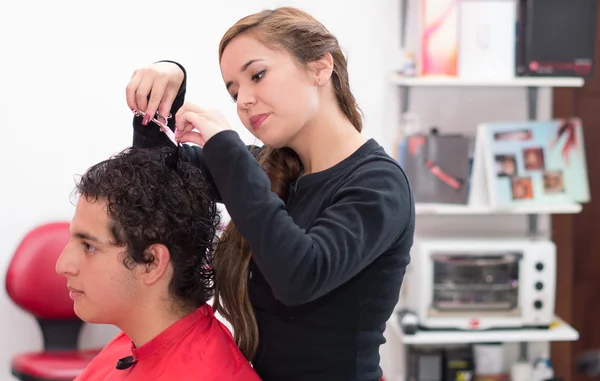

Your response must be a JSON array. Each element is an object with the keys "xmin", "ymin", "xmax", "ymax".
[{"xmin": 82, "ymin": 242, "xmax": 96, "ymax": 253}]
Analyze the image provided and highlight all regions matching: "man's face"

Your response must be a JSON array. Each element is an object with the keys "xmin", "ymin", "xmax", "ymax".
[{"xmin": 56, "ymin": 197, "xmax": 142, "ymax": 325}]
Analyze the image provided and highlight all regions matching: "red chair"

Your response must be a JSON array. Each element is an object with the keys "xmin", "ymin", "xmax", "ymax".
[{"xmin": 5, "ymin": 222, "xmax": 101, "ymax": 381}]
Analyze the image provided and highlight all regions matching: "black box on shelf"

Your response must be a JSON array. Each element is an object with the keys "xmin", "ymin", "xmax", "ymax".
[
  {"xmin": 444, "ymin": 346, "xmax": 474, "ymax": 381},
  {"xmin": 407, "ymin": 346, "xmax": 475, "ymax": 381},
  {"xmin": 516, "ymin": 0, "xmax": 597, "ymax": 78},
  {"xmin": 403, "ymin": 132, "xmax": 472, "ymax": 205},
  {"xmin": 407, "ymin": 347, "xmax": 444, "ymax": 381}
]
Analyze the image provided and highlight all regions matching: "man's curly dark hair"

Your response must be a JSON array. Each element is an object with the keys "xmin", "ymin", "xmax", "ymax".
[{"xmin": 74, "ymin": 146, "xmax": 220, "ymax": 310}]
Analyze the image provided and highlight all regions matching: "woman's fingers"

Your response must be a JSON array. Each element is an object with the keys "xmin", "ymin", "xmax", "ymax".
[
  {"xmin": 178, "ymin": 130, "xmax": 207, "ymax": 147},
  {"xmin": 135, "ymin": 74, "xmax": 158, "ymax": 118},
  {"xmin": 175, "ymin": 103, "xmax": 230, "ymax": 145},
  {"xmin": 175, "ymin": 103, "xmax": 206, "ymax": 123},
  {"xmin": 126, "ymin": 69, "xmax": 171, "ymax": 122},
  {"xmin": 176, "ymin": 109, "xmax": 204, "ymax": 133},
  {"xmin": 125, "ymin": 70, "xmax": 142, "ymax": 111},
  {"xmin": 158, "ymin": 87, "xmax": 178, "ymax": 120},
  {"xmin": 143, "ymin": 75, "xmax": 169, "ymax": 120},
  {"xmin": 175, "ymin": 110, "xmax": 206, "ymax": 141},
  {"xmin": 125, "ymin": 64, "xmax": 181, "ymax": 125}
]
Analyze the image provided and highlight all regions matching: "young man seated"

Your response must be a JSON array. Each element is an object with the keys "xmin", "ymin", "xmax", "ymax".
[{"xmin": 56, "ymin": 146, "xmax": 261, "ymax": 381}]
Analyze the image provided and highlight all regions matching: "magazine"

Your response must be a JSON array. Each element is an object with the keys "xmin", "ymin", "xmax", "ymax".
[{"xmin": 475, "ymin": 118, "xmax": 590, "ymax": 208}]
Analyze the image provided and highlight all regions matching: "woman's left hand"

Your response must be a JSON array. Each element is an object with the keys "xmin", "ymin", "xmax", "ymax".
[{"xmin": 174, "ymin": 103, "xmax": 232, "ymax": 146}]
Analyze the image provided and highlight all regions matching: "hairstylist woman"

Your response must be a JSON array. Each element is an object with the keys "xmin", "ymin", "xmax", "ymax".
[{"xmin": 126, "ymin": 7, "xmax": 414, "ymax": 381}]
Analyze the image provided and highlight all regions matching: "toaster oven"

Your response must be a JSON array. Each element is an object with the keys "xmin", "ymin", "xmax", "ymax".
[{"xmin": 403, "ymin": 237, "xmax": 556, "ymax": 330}]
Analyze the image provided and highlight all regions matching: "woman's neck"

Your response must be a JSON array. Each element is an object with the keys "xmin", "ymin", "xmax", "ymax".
[{"xmin": 290, "ymin": 108, "xmax": 367, "ymax": 176}]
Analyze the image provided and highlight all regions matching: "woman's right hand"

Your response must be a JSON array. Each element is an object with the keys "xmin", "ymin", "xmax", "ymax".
[{"xmin": 126, "ymin": 62, "xmax": 185, "ymax": 125}]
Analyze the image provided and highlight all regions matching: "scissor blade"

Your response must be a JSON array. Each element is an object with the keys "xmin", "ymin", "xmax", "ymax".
[{"xmin": 133, "ymin": 110, "xmax": 178, "ymax": 146}]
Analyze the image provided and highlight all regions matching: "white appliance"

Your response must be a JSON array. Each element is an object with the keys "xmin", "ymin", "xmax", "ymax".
[
  {"xmin": 404, "ymin": 237, "xmax": 556, "ymax": 330},
  {"xmin": 457, "ymin": 0, "xmax": 517, "ymax": 80}
]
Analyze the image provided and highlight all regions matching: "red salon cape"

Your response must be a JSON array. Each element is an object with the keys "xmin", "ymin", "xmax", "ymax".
[{"xmin": 75, "ymin": 304, "xmax": 261, "ymax": 381}]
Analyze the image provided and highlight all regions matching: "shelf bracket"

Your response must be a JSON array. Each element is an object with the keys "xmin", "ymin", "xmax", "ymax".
[
  {"xmin": 518, "ymin": 341, "xmax": 528, "ymax": 362},
  {"xmin": 400, "ymin": 85, "xmax": 410, "ymax": 114},
  {"xmin": 527, "ymin": 214, "xmax": 539, "ymax": 237},
  {"xmin": 526, "ymin": 86, "xmax": 538, "ymax": 121},
  {"xmin": 526, "ymin": 86, "xmax": 540, "ymax": 238},
  {"xmin": 400, "ymin": 0, "xmax": 408, "ymax": 49}
]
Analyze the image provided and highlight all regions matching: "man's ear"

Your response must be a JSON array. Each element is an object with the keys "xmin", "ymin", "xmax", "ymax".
[
  {"xmin": 310, "ymin": 52, "xmax": 334, "ymax": 87},
  {"xmin": 140, "ymin": 244, "xmax": 171, "ymax": 285}
]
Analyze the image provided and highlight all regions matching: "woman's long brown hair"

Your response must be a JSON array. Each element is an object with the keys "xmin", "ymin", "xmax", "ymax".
[{"xmin": 212, "ymin": 7, "xmax": 363, "ymax": 362}]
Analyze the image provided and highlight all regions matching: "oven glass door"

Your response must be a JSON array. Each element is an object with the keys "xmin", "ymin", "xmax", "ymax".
[{"xmin": 431, "ymin": 252, "xmax": 520, "ymax": 313}]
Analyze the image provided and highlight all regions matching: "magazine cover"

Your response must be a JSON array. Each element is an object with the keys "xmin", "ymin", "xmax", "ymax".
[{"xmin": 481, "ymin": 118, "xmax": 590, "ymax": 207}]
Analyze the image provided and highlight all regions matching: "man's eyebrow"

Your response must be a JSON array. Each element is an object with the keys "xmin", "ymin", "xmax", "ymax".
[{"xmin": 73, "ymin": 231, "xmax": 109, "ymax": 246}]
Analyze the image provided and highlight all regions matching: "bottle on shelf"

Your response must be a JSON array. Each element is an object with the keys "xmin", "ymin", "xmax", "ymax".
[
  {"xmin": 531, "ymin": 349, "xmax": 555, "ymax": 381},
  {"xmin": 395, "ymin": 112, "xmax": 422, "ymax": 167},
  {"xmin": 398, "ymin": 50, "xmax": 417, "ymax": 77}
]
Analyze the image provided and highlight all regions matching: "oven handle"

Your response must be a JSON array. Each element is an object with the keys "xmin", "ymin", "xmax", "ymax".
[{"xmin": 432, "ymin": 254, "xmax": 522, "ymax": 266}]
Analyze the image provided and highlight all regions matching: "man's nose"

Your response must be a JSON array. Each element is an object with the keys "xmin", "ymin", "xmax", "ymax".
[{"xmin": 55, "ymin": 242, "xmax": 79, "ymax": 277}]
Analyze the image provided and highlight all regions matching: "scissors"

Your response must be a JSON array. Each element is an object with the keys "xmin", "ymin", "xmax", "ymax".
[{"xmin": 133, "ymin": 110, "xmax": 178, "ymax": 146}]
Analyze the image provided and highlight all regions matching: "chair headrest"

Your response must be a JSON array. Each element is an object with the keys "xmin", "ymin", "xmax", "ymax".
[{"xmin": 6, "ymin": 222, "xmax": 76, "ymax": 320}]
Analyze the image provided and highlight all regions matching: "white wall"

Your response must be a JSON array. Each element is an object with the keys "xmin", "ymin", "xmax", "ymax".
[{"xmin": 0, "ymin": 0, "xmax": 553, "ymax": 380}]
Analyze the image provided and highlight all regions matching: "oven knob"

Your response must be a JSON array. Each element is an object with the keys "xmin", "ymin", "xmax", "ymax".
[
  {"xmin": 535, "ymin": 282, "xmax": 544, "ymax": 290},
  {"xmin": 534, "ymin": 300, "xmax": 543, "ymax": 309},
  {"xmin": 535, "ymin": 262, "xmax": 544, "ymax": 271}
]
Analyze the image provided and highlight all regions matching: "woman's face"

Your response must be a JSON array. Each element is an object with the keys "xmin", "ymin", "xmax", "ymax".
[
  {"xmin": 503, "ymin": 159, "xmax": 516, "ymax": 175},
  {"xmin": 525, "ymin": 151, "xmax": 537, "ymax": 166},
  {"xmin": 220, "ymin": 34, "xmax": 320, "ymax": 148},
  {"xmin": 513, "ymin": 183, "xmax": 525, "ymax": 198}
]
